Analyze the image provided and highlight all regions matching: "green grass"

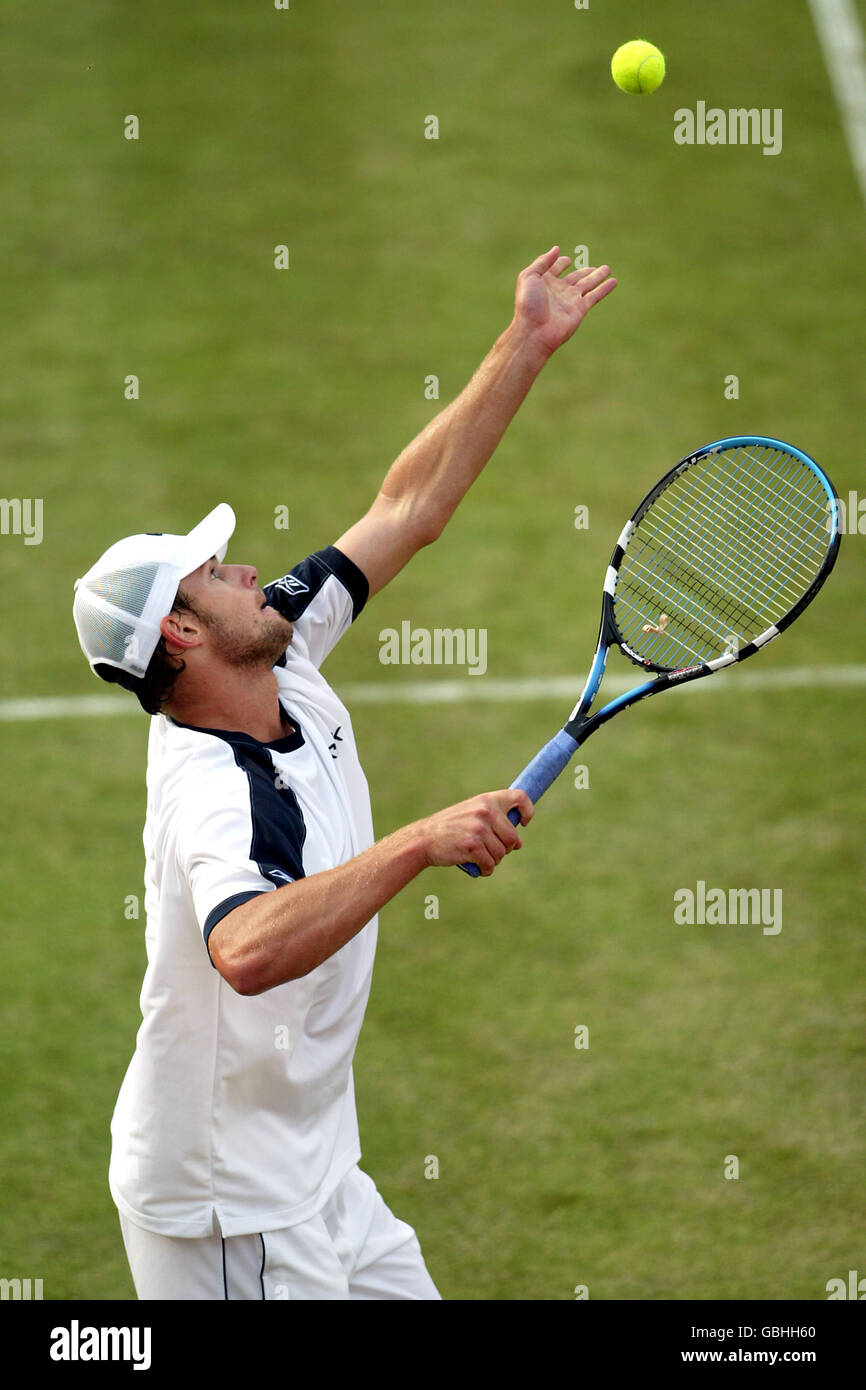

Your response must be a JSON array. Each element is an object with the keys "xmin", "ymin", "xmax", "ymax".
[{"xmin": 0, "ymin": 0, "xmax": 864, "ymax": 1300}]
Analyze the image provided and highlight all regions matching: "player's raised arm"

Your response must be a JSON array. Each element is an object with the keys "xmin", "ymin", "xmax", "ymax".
[{"xmin": 335, "ymin": 247, "xmax": 616, "ymax": 597}]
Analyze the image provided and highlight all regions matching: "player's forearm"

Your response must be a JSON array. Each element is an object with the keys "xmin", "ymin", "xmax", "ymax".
[
  {"xmin": 378, "ymin": 318, "xmax": 549, "ymax": 540},
  {"xmin": 211, "ymin": 822, "xmax": 430, "ymax": 995}
]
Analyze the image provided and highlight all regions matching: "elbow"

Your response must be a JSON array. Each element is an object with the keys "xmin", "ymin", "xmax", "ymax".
[
  {"xmin": 225, "ymin": 959, "xmax": 311, "ymax": 996},
  {"xmin": 209, "ymin": 929, "xmax": 309, "ymax": 996},
  {"xmin": 221, "ymin": 957, "xmax": 272, "ymax": 997},
  {"xmin": 206, "ymin": 896, "xmax": 320, "ymax": 994},
  {"xmin": 209, "ymin": 932, "xmax": 266, "ymax": 996},
  {"xmin": 388, "ymin": 493, "xmax": 447, "ymax": 548},
  {"xmin": 417, "ymin": 510, "xmax": 448, "ymax": 546},
  {"xmin": 225, "ymin": 963, "xmax": 263, "ymax": 997}
]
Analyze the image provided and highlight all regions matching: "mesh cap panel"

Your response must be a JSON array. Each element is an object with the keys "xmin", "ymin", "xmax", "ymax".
[
  {"xmin": 78, "ymin": 603, "xmax": 140, "ymax": 665},
  {"xmin": 85, "ymin": 563, "xmax": 162, "ymax": 618}
]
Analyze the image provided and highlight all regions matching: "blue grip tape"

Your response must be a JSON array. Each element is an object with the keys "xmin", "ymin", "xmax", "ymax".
[
  {"xmin": 458, "ymin": 729, "xmax": 579, "ymax": 877},
  {"xmin": 509, "ymin": 728, "xmax": 579, "ymax": 803}
]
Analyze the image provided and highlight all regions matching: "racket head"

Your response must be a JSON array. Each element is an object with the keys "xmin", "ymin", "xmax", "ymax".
[{"xmin": 604, "ymin": 436, "xmax": 842, "ymax": 676}]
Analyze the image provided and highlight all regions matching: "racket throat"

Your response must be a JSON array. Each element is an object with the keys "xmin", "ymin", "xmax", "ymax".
[
  {"xmin": 562, "ymin": 712, "xmax": 591, "ymax": 745},
  {"xmin": 567, "ymin": 631, "xmax": 612, "ymax": 727}
]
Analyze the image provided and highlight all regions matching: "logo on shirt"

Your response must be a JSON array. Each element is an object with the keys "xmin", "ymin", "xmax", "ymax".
[
  {"xmin": 269, "ymin": 574, "xmax": 310, "ymax": 598},
  {"xmin": 328, "ymin": 726, "xmax": 343, "ymax": 759}
]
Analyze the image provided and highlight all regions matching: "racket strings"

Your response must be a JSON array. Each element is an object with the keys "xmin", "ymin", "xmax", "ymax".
[
  {"xmin": 650, "ymin": 450, "xmax": 828, "ymax": 601},
  {"xmin": 622, "ymin": 448, "xmax": 830, "ymax": 663},
  {"xmin": 637, "ymin": 465, "xmax": 821, "ymax": 631},
  {"xmin": 657, "ymin": 455, "xmax": 826, "ymax": 582},
  {"xmin": 625, "ymin": 513, "xmax": 819, "ymax": 664},
  {"xmin": 642, "ymin": 450, "xmax": 826, "ymax": 604},
  {"xmin": 614, "ymin": 445, "xmax": 832, "ymax": 668},
  {"xmin": 684, "ymin": 449, "xmax": 829, "ymax": 603}
]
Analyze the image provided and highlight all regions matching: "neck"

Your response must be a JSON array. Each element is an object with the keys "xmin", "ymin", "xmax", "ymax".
[{"xmin": 165, "ymin": 664, "xmax": 291, "ymax": 743}]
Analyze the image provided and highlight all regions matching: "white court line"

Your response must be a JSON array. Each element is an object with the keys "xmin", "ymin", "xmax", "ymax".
[
  {"xmin": 808, "ymin": 0, "xmax": 866, "ymax": 207},
  {"xmin": 1, "ymin": 666, "xmax": 864, "ymax": 722}
]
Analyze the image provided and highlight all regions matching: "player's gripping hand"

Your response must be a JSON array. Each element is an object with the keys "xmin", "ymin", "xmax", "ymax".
[{"xmin": 419, "ymin": 790, "xmax": 534, "ymax": 876}]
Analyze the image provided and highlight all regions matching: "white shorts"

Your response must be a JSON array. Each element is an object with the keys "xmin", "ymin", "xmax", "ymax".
[{"xmin": 119, "ymin": 1165, "xmax": 441, "ymax": 1301}]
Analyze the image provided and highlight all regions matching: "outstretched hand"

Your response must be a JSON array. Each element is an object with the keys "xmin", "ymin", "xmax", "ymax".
[{"xmin": 513, "ymin": 246, "xmax": 617, "ymax": 359}]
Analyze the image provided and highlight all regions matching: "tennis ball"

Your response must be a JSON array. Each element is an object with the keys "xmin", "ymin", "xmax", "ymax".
[{"xmin": 610, "ymin": 39, "xmax": 665, "ymax": 95}]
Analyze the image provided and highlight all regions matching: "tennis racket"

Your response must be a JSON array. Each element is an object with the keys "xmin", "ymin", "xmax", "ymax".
[{"xmin": 460, "ymin": 434, "xmax": 841, "ymax": 876}]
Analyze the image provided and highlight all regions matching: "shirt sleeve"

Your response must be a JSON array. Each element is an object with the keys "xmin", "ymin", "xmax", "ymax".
[
  {"xmin": 264, "ymin": 545, "xmax": 369, "ymax": 671},
  {"xmin": 175, "ymin": 761, "xmax": 307, "ymax": 957}
]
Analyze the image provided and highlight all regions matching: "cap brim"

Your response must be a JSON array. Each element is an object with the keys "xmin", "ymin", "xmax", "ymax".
[{"xmin": 181, "ymin": 503, "xmax": 236, "ymax": 577}]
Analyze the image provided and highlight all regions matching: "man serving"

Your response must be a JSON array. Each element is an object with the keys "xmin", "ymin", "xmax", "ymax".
[{"xmin": 72, "ymin": 248, "xmax": 616, "ymax": 1299}]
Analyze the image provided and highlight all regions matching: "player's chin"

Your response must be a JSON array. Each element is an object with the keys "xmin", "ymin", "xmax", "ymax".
[
  {"xmin": 259, "ymin": 604, "xmax": 291, "ymax": 632},
  {"xmin": 272, "ymin": 611, "xmax": 293, "ymax": 642},
  {"xmin": 262, "ymin": 613, "xmax": 293, "ymax": 661}
]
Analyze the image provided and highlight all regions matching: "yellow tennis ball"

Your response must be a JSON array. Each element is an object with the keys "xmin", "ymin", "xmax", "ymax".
[{"xmin": 611, "ymin": 39, "xmax": 666, "ymax": 95}]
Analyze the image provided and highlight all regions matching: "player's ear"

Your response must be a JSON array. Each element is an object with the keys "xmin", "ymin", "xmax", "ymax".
[{"xmin": 160, "ymin": 609, "xmax": 203, "ymax": 654}]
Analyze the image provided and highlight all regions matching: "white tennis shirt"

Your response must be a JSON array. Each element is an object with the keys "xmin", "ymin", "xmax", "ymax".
[{"xmin": 109, "ymin": 546, "xmax": 378, "ymax": 1237}]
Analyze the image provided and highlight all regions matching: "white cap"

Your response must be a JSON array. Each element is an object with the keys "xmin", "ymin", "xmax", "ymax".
[{"xmin": 73, "ymin": 504, "xmax": 236, "ymax": 679}]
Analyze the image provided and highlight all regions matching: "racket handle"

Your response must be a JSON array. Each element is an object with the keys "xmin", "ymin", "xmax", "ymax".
[{"xmin": 458, "ymin": 729, "xmax": 579, "ymax": 877}]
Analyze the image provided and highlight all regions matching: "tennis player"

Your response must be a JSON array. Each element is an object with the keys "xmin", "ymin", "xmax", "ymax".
[{"xmin": 72, "ymin": 248, "xmax": 616, "ymax": 1300}]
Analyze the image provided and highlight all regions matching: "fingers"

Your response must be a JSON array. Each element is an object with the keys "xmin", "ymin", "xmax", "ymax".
[
  {"xmin": 473, "ymin": 830, "xmax": 510, "ymax": 877},
  {"xmin": 461, "ymin": 790, "xmax": 534, "ymax": 876},
  {"xmin": 527, "ymin": 250, "xmax": 600, "ymax": 282},
  {"xmin": 563, "ymin": 262, "xmax": 612, "ymax": 289},
  {"xmin": 505, "ymin": 788, "xmax": 535, "ymax": 827},
  {"xmin": 523, "ymin": 249, "xmax": 615, "ymax": 284},
  {"xmin": 478, "ymin": 790, "xmax": 534, "ymax": 876},
  {"xmin": 582, "ymin": 274, "xmax": 617, "ymax": 307},
  {"xmin": 523, "ymin": 245, "xmax": 561, "ymax": 278},
  {"xmin": 474, "ymin": 825, "xmax": 519, "ymax": 876}
]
